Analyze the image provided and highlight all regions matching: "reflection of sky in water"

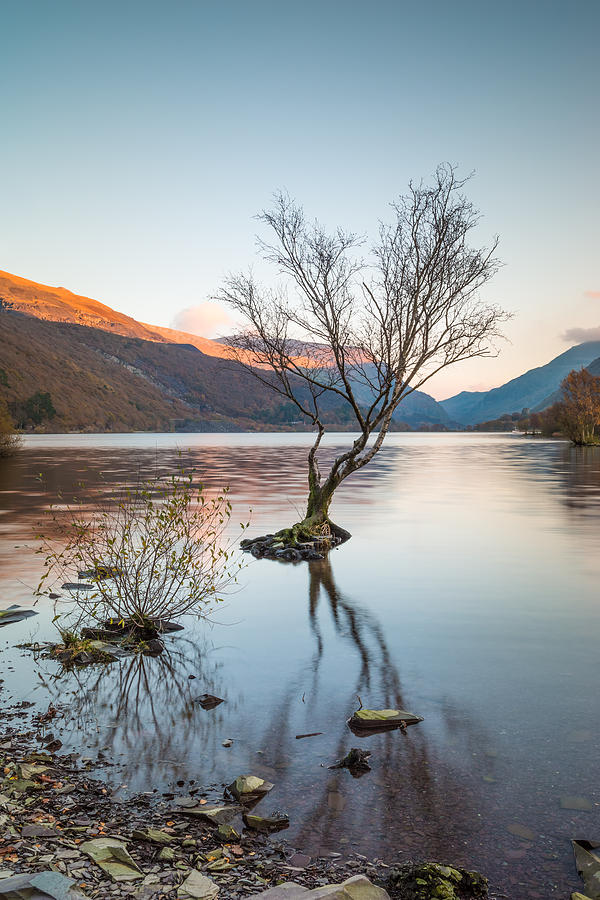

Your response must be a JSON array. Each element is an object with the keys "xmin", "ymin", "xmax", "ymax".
[{"xmin": 1, "ymin": 433, "xmax": 600, "ymax": 897}]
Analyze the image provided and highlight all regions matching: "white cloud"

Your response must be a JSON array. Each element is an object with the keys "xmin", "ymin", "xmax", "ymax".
[{"xmin": 171, "ymin": 303, "xmax": 233, "ymax": 338}]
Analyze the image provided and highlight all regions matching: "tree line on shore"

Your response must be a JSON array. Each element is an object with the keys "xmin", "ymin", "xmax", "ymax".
[{"xmin": 473, "ymin": 368, "xmax": 600, "ymax": 444}]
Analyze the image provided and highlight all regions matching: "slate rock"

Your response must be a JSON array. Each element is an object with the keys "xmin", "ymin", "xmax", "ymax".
[
  {"xmin": 177, "ymin": 870, "xmax": 219, "ymax": 900},
  {"xmin": 228, "ymin": 775, "xmax": 274, "ymax": 802}
]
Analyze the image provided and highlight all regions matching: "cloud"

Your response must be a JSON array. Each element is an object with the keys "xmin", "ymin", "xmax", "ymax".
[
  {"xmin": 584, "ymin": 290, "xmax": 600, "ymax": 299},
  {"xmin": 561, "ymin": 325, "xmax": 600, "ymax": 343},
  {"xmin": 171, "ymin": 303, "xmax": 233, "ymax": 339}
]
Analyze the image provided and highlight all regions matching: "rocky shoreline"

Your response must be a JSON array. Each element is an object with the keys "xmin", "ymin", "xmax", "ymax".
[{"xmin": 0, "ymin": 711, "xmax": 492, "ymax": 900}]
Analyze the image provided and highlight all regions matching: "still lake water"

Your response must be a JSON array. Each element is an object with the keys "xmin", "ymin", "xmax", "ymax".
[{"xmin": 1, "ymin": 433, "xmax": 599, "ymax": 897}]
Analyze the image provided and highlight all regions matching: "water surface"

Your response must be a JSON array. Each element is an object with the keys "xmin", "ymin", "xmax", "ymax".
[{"xmin": 1, "ymin": 433, "xmax": 599, "ymax": 898}]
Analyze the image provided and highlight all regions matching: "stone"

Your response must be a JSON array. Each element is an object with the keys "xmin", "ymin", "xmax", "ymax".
[
  {"xmin": 0, "ymin": 605, "xmax": 38, "ymax": 627},
  {"xmin": 507, "ymin": 823, "xmax": 536, "ymax": 841},
  {"xmin": 132, "ymin": 828, "xmax": 174, "ymax": 844},
  {"xmin": 158, "ymin": 847, "xmax": 175, "ymax": 862},
  {"xmin": 255, "ymin": 877, "xmax": 390, "ymax": 900},
  {"xmin": 217, "ymin": 824, "xmax": 240, "ymax": 842},
  {"xmin": 255, "ymin": 884, "xmax": 308, "ymax": 900},
  {"xmin": 178, "ymin": 870, "xmax": 219, "ymax": 900},
  {"xmin": 572, "ymin": 840, "xmax": 600, "ymax": 899},
  {"xmin": 0, "ymin": 871, "xmax": 88, "ymax": 897},
  {"xmin": 242, "ymin": 812, "xmax": 289, "ymax": 833},
  {"xmin": 288, "ymin": 854, "xmax": 311, "ymax": 869},
  {"xmin": 175, "ymin": 803, "xmax": 241, "ymax": 825},
  {"xmin": 228, "ymin": 775, "xmax": 274, "ymax": 802},
  {"xmin": 195, "ymin": 694, "xmax": 225, "ymax": 710},
  {"xmin": 348, "ymin": 708, "xmax": 423, "ymax": 731},
  {"xmin": 560, "ymin": 795, "xmax": 594, "ymax": 812},
  {"xmin": 80, "ymin": 837, "xmax": 143, "ymax": 882}
]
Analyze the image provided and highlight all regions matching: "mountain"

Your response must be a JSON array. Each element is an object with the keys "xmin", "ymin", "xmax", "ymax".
[
  {"xmin": 0, "ymin": 269, "xmax": 450, "ymax": 431},
  {"xmin": 440, "ymin": 342, "xmax": 600, "ymax": 425},
  {"xmin": 346, "ymin": 367, "xmax": 453, "ymax": 428},
  {"xmin": 0, "ymin": 269, "xmax": 255, "ymax": 364},
  {"xmin": 533, "ymin": 354, "xmax": 600, "ymax": 411}
]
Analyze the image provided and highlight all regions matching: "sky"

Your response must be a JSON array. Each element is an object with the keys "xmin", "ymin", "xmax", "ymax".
[{"xmin": 1, "ymin": 0, "xmax": 598, "ymax": 400}]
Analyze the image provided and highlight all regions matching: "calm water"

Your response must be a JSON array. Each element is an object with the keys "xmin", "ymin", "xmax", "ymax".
[{"xmin": 1, "ymin": 433, "xmax": 599, "ymax": 898}]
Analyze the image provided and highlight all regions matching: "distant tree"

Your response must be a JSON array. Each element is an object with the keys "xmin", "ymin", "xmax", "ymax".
[
  {"xmin": 557, "ymin": 368, "xmax": 600, "ymax": 445},
  {"xmin": 217, "ymin": 165, "xmax": 507, "ymax": 546},
  {"xmin": 24, "ymin": 391, "xmax": 57, "ymax": 426}
]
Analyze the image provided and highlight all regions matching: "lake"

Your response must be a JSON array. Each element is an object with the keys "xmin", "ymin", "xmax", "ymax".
[{"xmin": 1, "ymin": 432, "xmax": 599, "ymax": 897}]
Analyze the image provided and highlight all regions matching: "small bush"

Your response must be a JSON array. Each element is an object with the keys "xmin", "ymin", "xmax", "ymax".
[{"xmin": 38, "ymin": 469, "xmax": 245, "ymax": 637}]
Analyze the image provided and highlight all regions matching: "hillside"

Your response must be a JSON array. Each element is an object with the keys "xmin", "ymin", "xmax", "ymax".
[
  {"xmin": 441, "ymin": 342, "xmax": 600, "ymax": 425},
  {"xmin": 0, "ymin": 270, "xmax": 258, "ymax": 365},
  {"xmin": 533, "ymin": 354, "xmax": 600, "ymax": 410},
  {"xmin": 0, "ymin": 269, "xmax": 451, "ymax": 432}
]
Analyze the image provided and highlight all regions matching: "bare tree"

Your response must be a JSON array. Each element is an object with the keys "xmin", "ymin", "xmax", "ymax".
[{"xmin": 216, "ymin": 165, "xmax": 507, "ymax": 548}]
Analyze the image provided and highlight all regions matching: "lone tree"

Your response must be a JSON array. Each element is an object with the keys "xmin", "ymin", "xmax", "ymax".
[
  {"xmin": 556, "ymin": 368, "xmax": 600, "ymax": 445},
  {"xmin": 217, "ymin": 165, "xmax": 507, "ymax": 552}
]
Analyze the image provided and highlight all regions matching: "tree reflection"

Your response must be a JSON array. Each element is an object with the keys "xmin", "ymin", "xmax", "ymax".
[
  {"xmin": 41, "ymin": 633, "xmax": 228, "ymax": 787},
  {"xmin": 259, "ymin": 556, "xmax": 495, "ymax": 864}
]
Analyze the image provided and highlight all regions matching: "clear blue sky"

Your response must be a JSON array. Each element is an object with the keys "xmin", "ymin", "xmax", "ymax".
[{"xmin": 1, "ymin": 0, "xmax": 598, "ymax": 398}]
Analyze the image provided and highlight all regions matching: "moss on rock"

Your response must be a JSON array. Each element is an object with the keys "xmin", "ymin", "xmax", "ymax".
[{"xmin": 387, "ymin": 863, "xmax": 487, "ymax": 900}]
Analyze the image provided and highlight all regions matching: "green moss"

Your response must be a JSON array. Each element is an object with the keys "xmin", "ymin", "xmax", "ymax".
[{"xmin": 388, "ymin": 862, "xmax": 487, "ymax": 900}]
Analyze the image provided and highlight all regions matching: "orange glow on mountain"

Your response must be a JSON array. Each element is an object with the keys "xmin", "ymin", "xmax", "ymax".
[{"xmin": 0, "ymin": 270, "xmax": 324, "ymax": 370}]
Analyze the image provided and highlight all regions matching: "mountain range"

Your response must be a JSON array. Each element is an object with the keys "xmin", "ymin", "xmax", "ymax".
[
  {"xmin": 440, "ymin": 342, "xmax": 600, "ymax": 425},
  {"xmin": 1, "ymin": 268, "xmax": 598, "ymax": 432}
]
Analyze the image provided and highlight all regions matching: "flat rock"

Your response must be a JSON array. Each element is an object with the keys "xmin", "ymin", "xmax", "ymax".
[
  {"xmin": 174, "ymin": 803, "xmax": 241, "ymax": 825},
  {"xmin": 254, "ymin": 884, "xmax": 309, "ymax": 900},
  {"xmin": 560, "ymin": 795, "xmax": 594, "ymax": 812},
  {"xmin": 507, "ymin": 823, "xmax": 536, "ymax": 841},
  {"xmin": 256, "ymin": 877, "xmax": 389, "ymax": 900},
  {"xmin": 228, "ymin": 774, "xmax": 274, "ymax": 802},
  {"xmin": 0, "ymin": 870, "xmax": 89, "ymax": 898},
  {"xmin": 177, "ymin": 870, "xmax": 219, "ymax": 900},
  {"xmin": 243, "ymin": 812, "xmax": 289, "ymax": 833}
]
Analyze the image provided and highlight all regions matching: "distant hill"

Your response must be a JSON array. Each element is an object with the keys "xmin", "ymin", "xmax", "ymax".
[
  {"xmin": 346, "ymin": 366, "xmax": 453, "ymax": 428},
  {"xmin": 533, "ymin": 354, "xmax": 600, "ymax": 411},
  {"xmin": 441, "ymin": 342, "xmax": 600, "ymax": 425},
  {"xmin": 0, "ymin": 269, "xmax": 450, "ymax": 431}
]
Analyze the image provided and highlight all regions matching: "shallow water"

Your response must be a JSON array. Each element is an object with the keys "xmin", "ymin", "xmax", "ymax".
[{"xmin": 1, "ymin": 432, "xmax": 599, "ymax": 897}]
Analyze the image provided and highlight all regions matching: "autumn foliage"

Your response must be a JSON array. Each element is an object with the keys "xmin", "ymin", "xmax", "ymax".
[{"xmin": 555, "ymin": 368, "xmax": 600, "ymax": 445}]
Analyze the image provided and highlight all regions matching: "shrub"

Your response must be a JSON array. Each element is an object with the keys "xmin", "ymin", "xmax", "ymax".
[{"xmin": 37, "ymin": 469, "xmax": 245, "ymax": 638}]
